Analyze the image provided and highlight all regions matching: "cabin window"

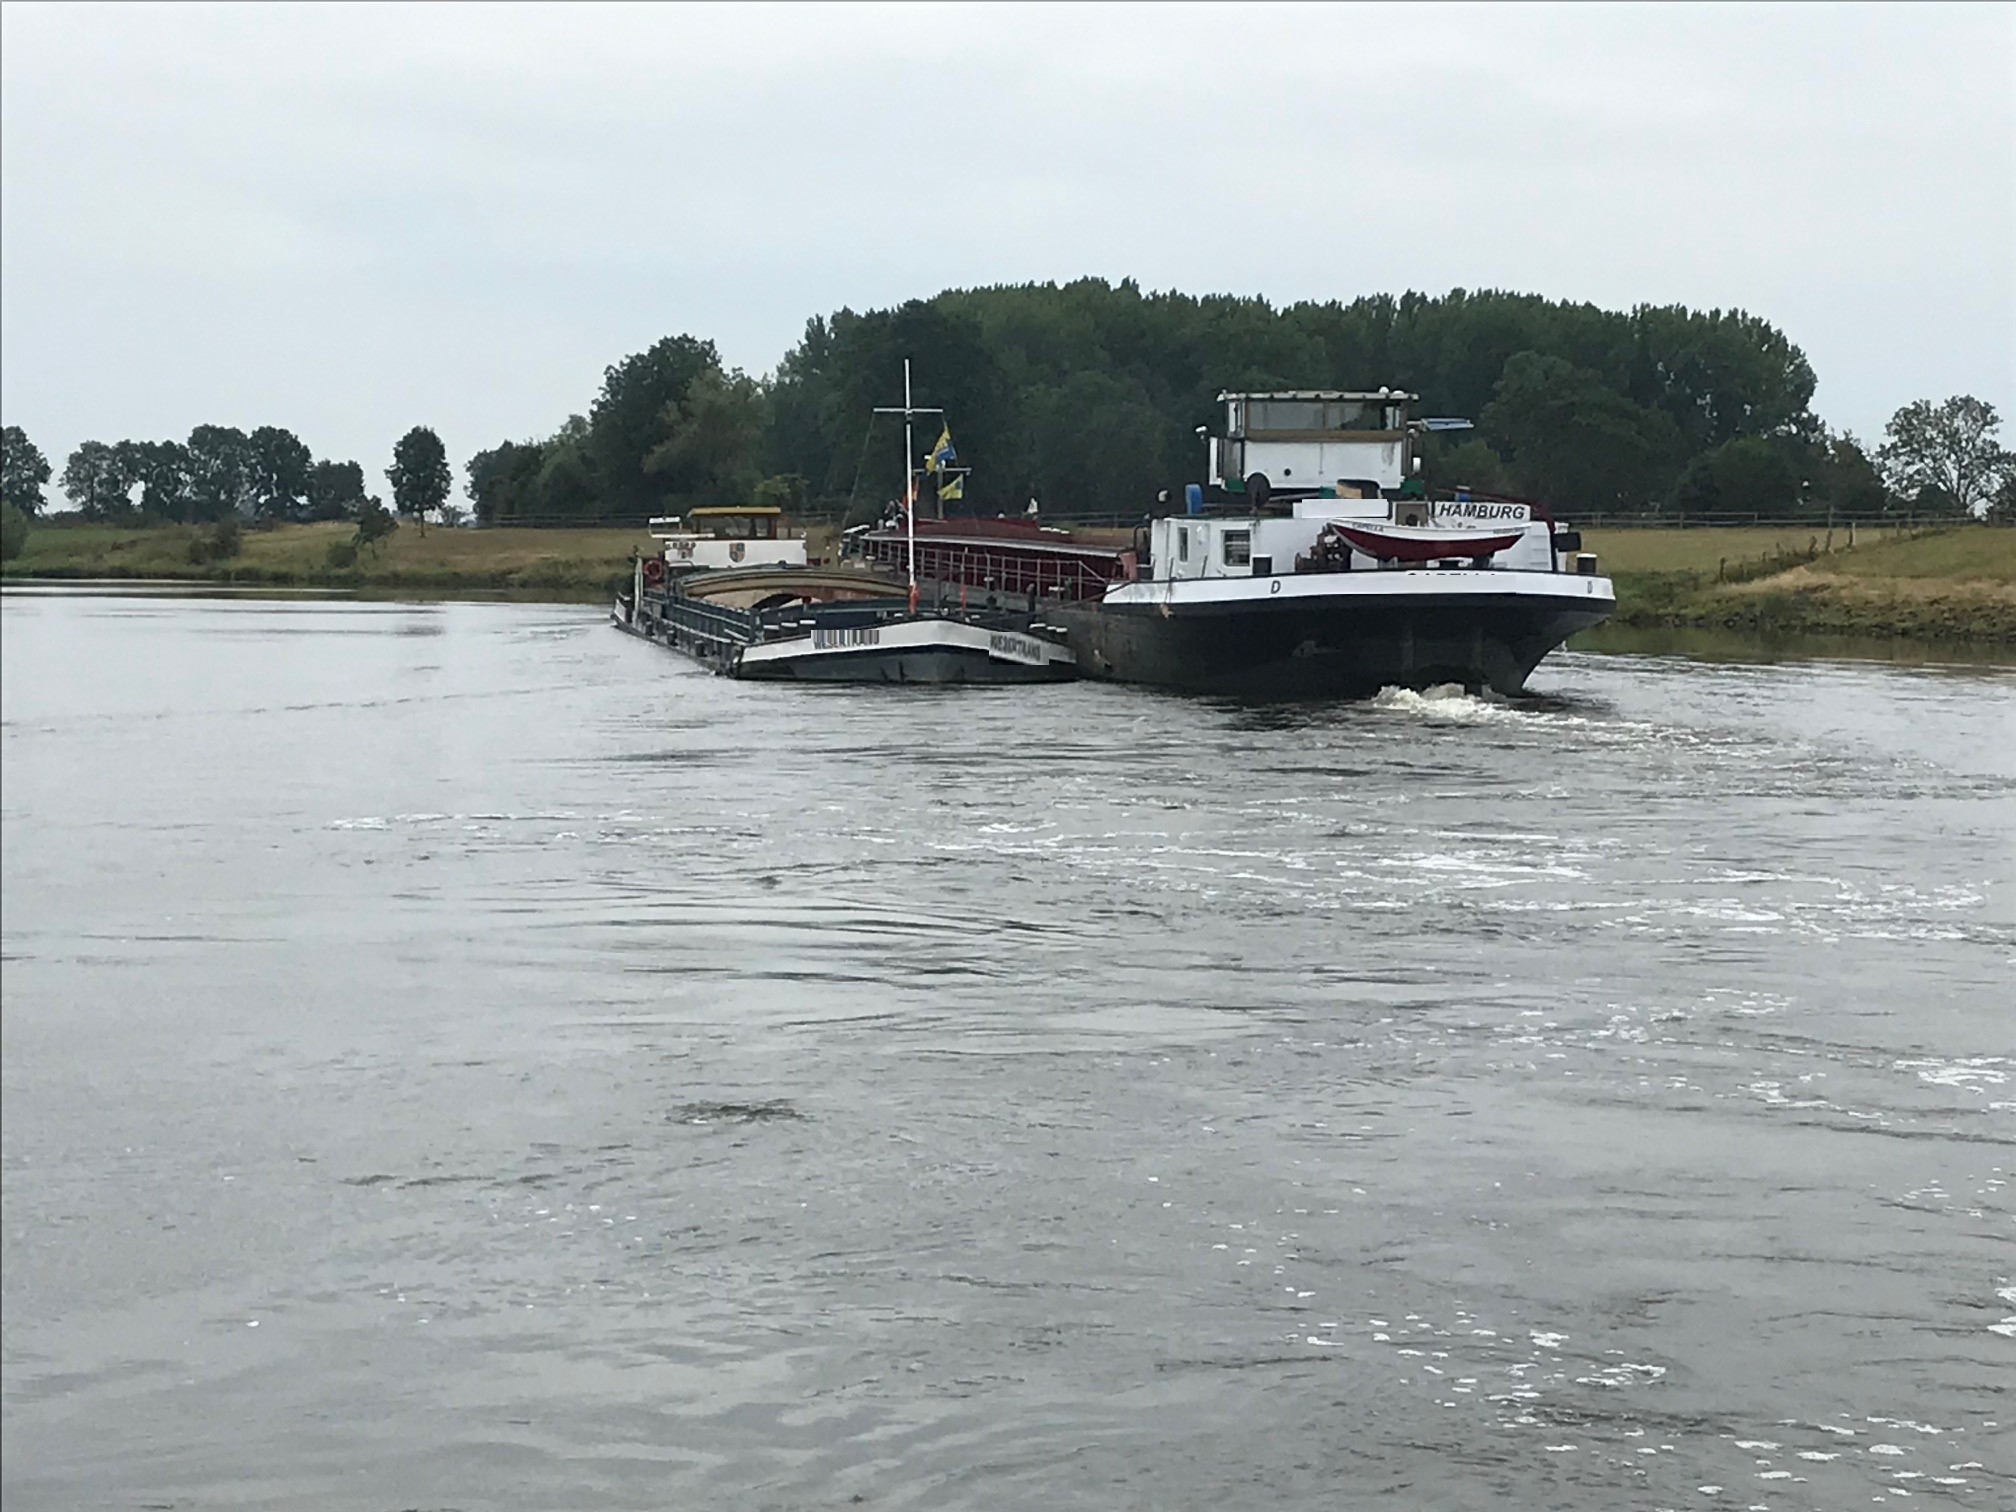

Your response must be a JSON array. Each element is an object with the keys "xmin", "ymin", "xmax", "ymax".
[
  {"xmin": 1177, "ymin": 527, "xmax": 1190, "ymax": 562},
  {"xmin": 1248, "ymin": 400, "xmax": 1326, "ymax": 432},
  {"xmin": 1222, "ymin": 529, "xmax": 1251, "ymax": 568},
  {"xmin": 1327, "ymin": 399, "xmax": 1387, "ymax": 431}
]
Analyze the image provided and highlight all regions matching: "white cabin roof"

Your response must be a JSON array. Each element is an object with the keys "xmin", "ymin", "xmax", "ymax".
[{"xmin": 1216, "ymin": 389, "xmax": 1420, "ymax": 403}]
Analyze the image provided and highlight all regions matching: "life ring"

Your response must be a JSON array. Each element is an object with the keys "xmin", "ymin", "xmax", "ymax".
[{"xmin": 642, "ymin": 557, "xmax": 666, "ymax": 585}]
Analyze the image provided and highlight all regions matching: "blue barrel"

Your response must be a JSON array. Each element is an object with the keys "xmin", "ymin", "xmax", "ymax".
[{"xmin": 1185, "ymin": 483, "xmax": 1204, "ymax": 515}]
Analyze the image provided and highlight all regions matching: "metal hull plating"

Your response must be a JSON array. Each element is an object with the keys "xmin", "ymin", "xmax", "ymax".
[
  {"xmin": 1053, "ymin": 574, "xmax": 1614, "ymax": 697},
  {"xmin": 734, "ymin": 646, "xmax": 1074, "ymax": 684},
  {"xmin": 617, "ymin": 587, "xmax": 1077, "ymax": 685}
]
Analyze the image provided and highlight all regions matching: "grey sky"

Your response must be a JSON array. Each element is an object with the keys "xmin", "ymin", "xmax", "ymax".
[{"xmin": 3, "ymin": 1, "xmax": 2011, "ymax": 502}]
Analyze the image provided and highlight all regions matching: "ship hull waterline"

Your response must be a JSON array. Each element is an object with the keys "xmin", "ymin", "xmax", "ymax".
[{"xmin": 1050, "ymin": 583, "xmax": 1614, "ymax": 698}]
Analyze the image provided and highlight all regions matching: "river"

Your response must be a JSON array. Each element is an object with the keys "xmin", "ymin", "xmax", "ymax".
[{"xmin": 3, "ymin": 588, "xmax": 2012, "ymax": 1510}]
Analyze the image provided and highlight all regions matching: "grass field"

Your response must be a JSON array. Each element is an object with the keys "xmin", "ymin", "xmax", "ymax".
[
  {"xmin": 1591, "ymin": 525, "xmax": 2016, "ymax": 640},
  {"xmin": 4, "ymin": 520, "xmax": 661, "ymax": 590},
  {"xmin": 7, "ymin": 518, "xmax": 2013, "ymax": 641}
]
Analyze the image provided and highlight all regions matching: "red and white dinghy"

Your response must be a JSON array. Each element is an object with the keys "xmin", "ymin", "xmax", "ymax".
[{"xmin": 1323, "ymin": 520, "xmax": 1525, "ymax": 564}]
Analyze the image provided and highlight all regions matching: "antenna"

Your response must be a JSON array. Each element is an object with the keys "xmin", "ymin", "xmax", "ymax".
[{"xmin": 873, "ymin": 359, "xmax": 943, "ymax": 616}]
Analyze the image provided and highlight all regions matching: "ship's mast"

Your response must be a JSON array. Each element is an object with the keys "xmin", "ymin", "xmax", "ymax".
[{"xmin": 874, "ymin": 358, "xmax": 940, "ymax": 616}]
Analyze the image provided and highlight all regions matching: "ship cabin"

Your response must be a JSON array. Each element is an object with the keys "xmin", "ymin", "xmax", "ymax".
[
  {"xmin": 1211, "ymin": 390, "xmax": 1418, "ymax": 503},
  {"xmin": 648, "ymin": 505, "xmax": 808, "ymax": 572},
  {"xmin": 1143, "ymin": 389, "xmax": 1584, "ymax": 585}
]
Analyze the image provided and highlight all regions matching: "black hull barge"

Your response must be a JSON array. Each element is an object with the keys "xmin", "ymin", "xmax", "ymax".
[{"xmin": 1052, "ymin": 574, "xmax": 1611, "ymax": 697}]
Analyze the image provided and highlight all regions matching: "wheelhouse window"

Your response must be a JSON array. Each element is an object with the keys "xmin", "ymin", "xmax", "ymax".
[
  {"xmin": 1222, "ymin": 529, "xmax": 1252, "ymax": 568},
  {"xmin": 1247, "ymin": 399, "xmax": 1327, "ymax": 432},
  {"xmin": 1177, "ymin": 527, "xmax": 1190, "ymax": 562},
  {"xmin": 1327, "ymin": 399, "xmax": 1391, "ymax": 431}
]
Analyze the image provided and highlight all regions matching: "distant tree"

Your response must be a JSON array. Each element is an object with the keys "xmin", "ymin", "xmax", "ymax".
[
  {"xmin": 353, "ymin": 495, "xmax": 397, "ymax": 556},
  {"xmin": 1879, "ymin": 396, "xmax": 2013, "ymax": 519},
  {"xmin": 465, "ymin": 439, "xmax": 548, "ymax": 524},
  {"xmin": 2, "ymin": 426, "xmax": 52, "ymax": 516},
  {"xmin": 306, "ymin": 459, "xmax": 369, "ymax": 521},
  {"xmin": 752, "ymin": 472, "xmax": 809, "ymax": 512},
  {"xmin": 1805, "ymin": 430, "xmax": 1890, "ymax": 520},
  {"xmin": 590, "ymin": 335, "xmax": 721, "ymax": 514},
  {"xmin": 1422, "ymin": 436, "xmax": 1510, "ymax": 494},
  {"xmin": 247, "ymin": 426, "xmax": 314, "ymax": 521},
  {"xmin": 530, "ymin": 422, "xmax": 600, "ymax": 519},
  {"xmin": 189, "ymin": 513, "xmax": 242, "ymax": 564},
  {"xmin": 116, "ymin": 440, "xmax": 195, "ymax": 520},
  {"xmin": 184, "ymin": 425, "xmax": 257, "ymax": 522},
  {"xmin": 1, "ymin": 500, "xmax": 29, "ymax": 560},
  {"xmin": 1668, "ymin": 435, "xmax": 1801, "ymax": 519},
  {"xmin": 1482, "ymin": 352, "xmax": 1684, "ymax": 515},
  {"xmin": 1986, "ymin": 472, "xmax": 2016, "ymax": 526},
  {"xmin": 642, "ymin": 367, "xmax": 767, "ymax": 506},
  {"xmin": 388, "ymin": 425, "xmax": 451, "ymax": 534},
  {"xmin": 61, "ymin": 440, "xmax": 133, "ymax": 518}
]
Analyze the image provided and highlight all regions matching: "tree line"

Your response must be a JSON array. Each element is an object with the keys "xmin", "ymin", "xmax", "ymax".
[
  {"xmin": 6, "ymin": 282, "xmax": 2013, "ymax": 540},
  {"xmin": 464, "ymin": 282, "xmax": 2014, "ymax": 526},
  {"xmin": 0, "ymin": 422, "xmax": 454, "ymax": 557}
]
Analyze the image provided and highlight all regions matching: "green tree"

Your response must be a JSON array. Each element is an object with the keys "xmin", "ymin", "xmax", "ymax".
[
  {"xmin": 465, "ymin": 439, "xmax": 547, "ymax": 524},
  {"xmin": 2, "ymin": 426, "xmax": 52, "ymax": 516},
  {"xmin": 1878, "ymin": 396, "xmax": 2013, "ymax": 519},
  {"xmin": 1985, "ymin": 472, "xmax": 2016, "ymax": 525},
  {"xmin": 590, "ymin": 336, "xmax": 721, "ymax": 514},
  {"xmin": 643, "ymin": 368, "xmax": 767, "ymax": 506},
  {"xmin": 1804, "ymin": 430, "xmax": 1889, "ymax": 521},
  {"xmin": 248, "ymin": 426, "xmax": 314, "ymax": 521},
  {"xmin": 306, "ymin": 459, "xmax": 369, "ymax": 521},
  {"xmin": 115, "ymin": 440, "xmax": 194, "ymax": 520},
  {"xmin": 1, "ymin": 500, "xmax": 29, "ymax": 560},
  {"xmin": 529, "ymin": 422, "xmax": 600, "ymax": 519},
  {"xmin": 184, "ymin": 425, "xmax": 257, "ymax": 522},
  {"xmin": 61, "ymin": 440, "xmax": 133, "ymax": 518},
  {"xmin": 1482, "ymin": 352, "xmax": 1684, "ymax": 515},
  {"xmin": 1422, "ymin": 436, "xmax": 1510, "ymax": 493},
  {"xmin": 752, "ymin": 472, "xmax": 809, "ymax": 512},
  {"xmin": 388, "ymin": 425, "xmax": 451, "ymax": 533},
  {"xmin": 1667, "ymin": 436, "xmax": 1802, "ymax": 519},
  {"xmin": 353, "ymin": 495, "xmax": 397, "ymax": 555}
]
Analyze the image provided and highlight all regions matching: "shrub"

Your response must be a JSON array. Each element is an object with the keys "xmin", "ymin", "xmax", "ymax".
[{"xmin": 0, "ymin": 501, "xmax": 28, "ymax": 561}]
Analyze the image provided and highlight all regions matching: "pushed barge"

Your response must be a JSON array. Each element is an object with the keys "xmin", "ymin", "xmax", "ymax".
[
  {"xmin": 849, "ymin": 390, "xmax": 1614, "ymax": 698},
  {"xmin": 614, "ymin": 511, "xmax": 1076, "ymax": 684}
]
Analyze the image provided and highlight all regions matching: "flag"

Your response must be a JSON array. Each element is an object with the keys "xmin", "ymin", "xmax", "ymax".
[
  {"xmin": 924, "ymin": 425, "xmax": 956, "ymax": 473},
  {"xmin": 939, "ymin": 472, "xmax": 964, "ymax": 503}
]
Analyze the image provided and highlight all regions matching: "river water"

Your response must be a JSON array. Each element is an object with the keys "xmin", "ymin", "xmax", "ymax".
[{"xmin": 3, "ymin": 589, "xmax": 2012, "ymax": 1511}]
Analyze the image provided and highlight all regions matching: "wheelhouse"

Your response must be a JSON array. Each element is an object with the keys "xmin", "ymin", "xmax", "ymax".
[{"xmin": 1212, "ymin": 389, "xmax": 1419, "ymax": 499}]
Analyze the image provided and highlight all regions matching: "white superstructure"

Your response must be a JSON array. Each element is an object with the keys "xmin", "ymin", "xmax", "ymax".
[{"xmin": 649, "ymin": 506, "xmax": 807, "ymax": 573}]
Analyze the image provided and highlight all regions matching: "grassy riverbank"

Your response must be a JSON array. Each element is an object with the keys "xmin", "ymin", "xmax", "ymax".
[
  {"xmin": 7, "ymin": 518, "xmax": 2013, "ymax": 643},
  {"xmin": 1587, "ymin": 524, "xmax": 2016, "ymax": 642},
  {"xmin": 2, "ymin": 520, "xmax": 662, "ymax": 592}
]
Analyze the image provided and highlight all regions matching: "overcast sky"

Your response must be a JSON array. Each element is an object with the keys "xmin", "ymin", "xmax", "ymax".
[{"xmin": 3, "ymin": 1, "xmax": 2011, "ymax": 501}]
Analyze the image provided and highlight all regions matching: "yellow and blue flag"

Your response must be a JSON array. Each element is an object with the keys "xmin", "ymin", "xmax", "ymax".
[
  {"xmin": 924, "ymin": 425, "xmax": 956, "ymax": 473},
  {"xmin": 939, "ymin": 472, "xmax": 964, "ymax": 503}
]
